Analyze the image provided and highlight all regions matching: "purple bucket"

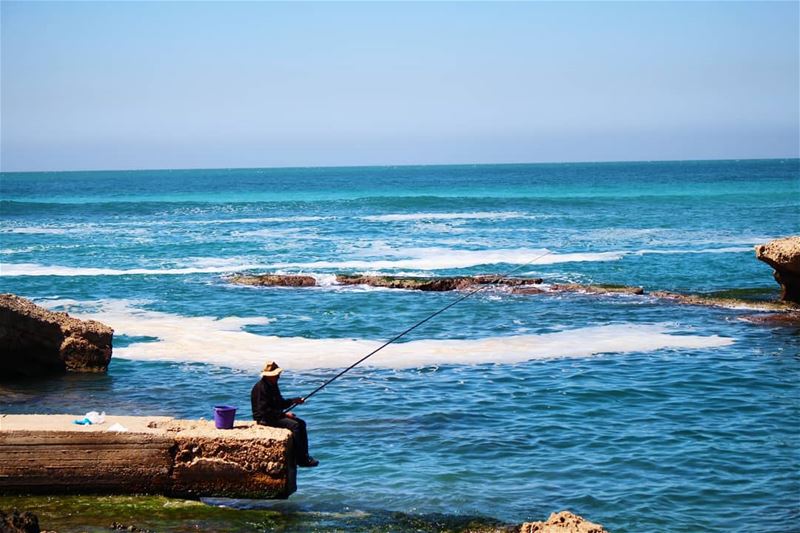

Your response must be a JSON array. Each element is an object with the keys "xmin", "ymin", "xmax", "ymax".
[{"xmin": 213, "ymin": 405, "xmax": 237, "ymax": 429}]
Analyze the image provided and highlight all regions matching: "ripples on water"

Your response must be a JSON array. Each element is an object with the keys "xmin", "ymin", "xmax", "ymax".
[
  {"xmin": 1, "ymin": 161, "xmax": 799, "ymax": 532},
  {"xmin": 3, "ymin": 324, "xmax": 798, "ymax": 532}
]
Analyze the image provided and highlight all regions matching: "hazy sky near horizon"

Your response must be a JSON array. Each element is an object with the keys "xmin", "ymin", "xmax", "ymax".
[{"xmin": 1, "ymin": 1, "xmax": 798, "ymax": 172}]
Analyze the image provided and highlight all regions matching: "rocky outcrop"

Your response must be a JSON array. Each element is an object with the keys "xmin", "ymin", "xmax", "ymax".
[
  {"xmin": 0, "ymin": 509, "xmax": 40, "ymax": 533},
  {"xmin": 228, "ymin": 274, "xmax": 317, "ymax": 287},
  {"xmin": 0, "ymin": 294, "xmax": 113, "ymax": 378},
  {"xmin": 226, "ymin": 270, "xmax": 799, "ymax": 323},
  {"xmin": 518, "ymin": 511, "xmax": 607, "ymax": 533},
  {"xmin": 335, "ymin": 274, "xmax": 544, "ymax": 291},
  {"xmin": 228, "ymin": 273, "xmax": 546, "ymax": 291},
  {"xmin": 0, "ymin": 415, "xmax": 295, "ymax": 499},
  {"xmin": 756, "ymin": 236, "xmax": 800, "ymax": 303}
]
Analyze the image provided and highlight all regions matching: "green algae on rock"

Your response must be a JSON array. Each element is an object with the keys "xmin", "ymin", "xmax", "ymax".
[{"xmin": 227, "ymin": 274, "xmax": 318, "ymax": 287}]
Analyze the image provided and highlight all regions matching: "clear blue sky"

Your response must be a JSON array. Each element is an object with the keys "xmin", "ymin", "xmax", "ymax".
[{"xmin": 1, "ymin": 1, "xmax": 798, "ymax": 172}]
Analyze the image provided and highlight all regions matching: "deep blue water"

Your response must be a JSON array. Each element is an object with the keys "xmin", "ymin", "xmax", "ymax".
[{"xmin": 1, "ymin": 160, "xmax": 799, "ymax": 532}]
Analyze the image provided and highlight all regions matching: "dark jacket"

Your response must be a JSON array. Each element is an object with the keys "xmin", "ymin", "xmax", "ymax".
[{"xmin": 251, "ymin": 377, "xmax": 294, "ymax": 425}]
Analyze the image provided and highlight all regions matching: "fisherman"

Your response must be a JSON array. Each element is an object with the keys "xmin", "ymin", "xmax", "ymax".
[{"xmin": 251, "ymin": 360, "xmax": 319, "ymax": 467}]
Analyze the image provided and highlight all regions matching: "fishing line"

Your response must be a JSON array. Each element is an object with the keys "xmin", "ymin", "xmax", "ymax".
[{"xmin": 289, "ymin": 248, "xmax": 554, "ymax": 410}]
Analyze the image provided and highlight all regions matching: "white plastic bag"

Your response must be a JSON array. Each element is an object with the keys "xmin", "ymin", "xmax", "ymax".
[
  {"xmin": 84, "ymin": 411, "xmax": 106, "ymax": 425},
  {"xmin": 106, "ymin": 422, "xmax": 128, "ymax": 432}
]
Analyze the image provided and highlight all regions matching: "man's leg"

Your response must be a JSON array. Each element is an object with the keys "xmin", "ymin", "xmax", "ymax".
[{"xmin": 272, "ymin": 417, "xmax": 311, "ymax": 465}]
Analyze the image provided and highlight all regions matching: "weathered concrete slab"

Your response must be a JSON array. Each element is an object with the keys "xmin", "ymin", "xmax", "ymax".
[{"xmin": 0, "ymin": 415, "xmax": 296, "ymax": 499}]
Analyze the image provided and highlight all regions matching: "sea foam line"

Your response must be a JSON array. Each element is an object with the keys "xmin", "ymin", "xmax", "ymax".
[
  {"xmin": 360, "ymin": 212, "xmax": 530, "ymax": 222},
  {"xmin": 0, "ymin": 262, "xmax": 266, "ymax": 277},
  {"xmin": 66, "ymin": 300, "xmax": 733, "ymax": 371},
  {"xmin": 634, "ymin": 247, "xmax": 753, "ymax": 255},
  {"xmin": 1, "ymin": 243, "xmax": 754, "ymax": 277},
  {"xmin": 0, "ymin": 248, "xmax": 623, "ymax": 276},
  {"xmin": 1, "ymin": 227, "xmax": 72, "ymax": 235},
  {"xmin": 270, "ymin": 247, "xmax": 625, "ymax": 270}
]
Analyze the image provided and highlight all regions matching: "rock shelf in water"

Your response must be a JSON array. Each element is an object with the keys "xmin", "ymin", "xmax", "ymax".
[
  {"xmin": 228, "ymin": 274, "xmax": 317, "ymax": 287},
  {"xmin": 227, "ymin": 271, "xmax": 800, "ymax": 325},
  {"xmin": 0, "ymin": 294, "xmax": 114, "ymax": 378},
  {"xmin": 228, "ymin": 273, "xmax": 544, "ymax": 291},
  {"xmin": 335, "ymin": 274, "xmax": 545, "ymax": 291},
  {"xmin": 0, "ymin": 415, "xmax": 296, "ymax": 500}
]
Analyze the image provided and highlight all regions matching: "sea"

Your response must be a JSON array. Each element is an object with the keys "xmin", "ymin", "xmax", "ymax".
[{"xmin": 0, "ymin": 159, "xmax": 798, "ymax": 532}]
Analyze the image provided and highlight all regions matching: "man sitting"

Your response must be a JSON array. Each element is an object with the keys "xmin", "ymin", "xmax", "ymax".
[{"xmin": 251, "ymin": 360, "xmax": 319, "ymax": 467}]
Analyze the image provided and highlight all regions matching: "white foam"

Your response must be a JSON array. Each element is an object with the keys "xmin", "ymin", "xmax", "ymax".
[
  {"xmin": 634, "ymin": 247, "xmax": 753, "ymax": 255},
  {"xmin": 0, "ymin": 246, "xmax": 39, "ymax": 255},
  {"xmin": 361, "ymin": 212, "xmax": 527, "ymax": 222},
  {"xmin": 68, "ymin": 300, "xmax": 733, "ymax": 371},
  {"xmin": 311, "ymin": 273, "xmax": 339, "ymax": 286},
  {"xmin": 232, "ymin": 228, "xmax": 305, "ymax": 238},
  {"xmin": 0, "ymin": 247, "xmax": 624, "ymax": 277},
  {"xmin": 186, "ymin": 216, "xmax": 329, "ymax": 225},
  {"xmin": 270, "ymin": 247, "xmax": 624, "ymax": 271},
  {"xmin": 1, "ymin": 227, "xmax": 71, "ymax": 235},
  {"xmin": 411, "ymin": 222, "xmax": 467, "ymax": 234},
  {"xmin": 0, "ymin": 261, "xmax": 266, "ymax": 277}
]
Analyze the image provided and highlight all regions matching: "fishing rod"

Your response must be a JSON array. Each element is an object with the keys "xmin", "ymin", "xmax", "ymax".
[{"xmin": 288, "ymin": 248, "xmax": 555, "ymax": 410}]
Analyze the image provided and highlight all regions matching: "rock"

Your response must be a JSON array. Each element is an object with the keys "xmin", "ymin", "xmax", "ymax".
[
  {"xmin": 738, "ymin": 311, "xmax": 800, "ymax": 326},
  {"xmin": 335, "ymin": 274, "xmax": 543, "ymax": 291},
  {"xmin": 110, "ymin": 522, "xmax": 153, "ymax": 532},
  {"xmin": 0, "ymin": 415, "xmax": 295, "ymax": 499},
  {"xmin": 228, "ymin": 273, "xmax": 543, "ymax": 291},
  {"xmin": 518, "ymin": 511, "xmax": 607, "ymax": 533},
  {"xmin": 512, "ymin": 283, "xmax": 644, "ymax": 296},
  {"xmin": 649, "ymin": 290, "xmax": 798, "ymax": 312},
  {"xmin": 228, "ymin": 274, "xmax": 317, "ymax": 287},
  {"xmin": 755, "ymin": 236, "xmax": 800, "ymax": 303},
  {"xmin": 0, "ymin": 294, "xmax": 113, "ymax": 378},
  {"xmin": 0, "ymin": 509, "xmax": 40, "ymax": 533}
]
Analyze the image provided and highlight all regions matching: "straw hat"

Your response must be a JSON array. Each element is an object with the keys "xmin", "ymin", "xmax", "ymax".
[{"xmin": 260, "ymin": 360, "xmax": 283, "ymax": 377}]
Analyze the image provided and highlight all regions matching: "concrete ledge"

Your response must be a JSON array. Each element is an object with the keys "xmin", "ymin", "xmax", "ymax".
[{"xmin": 0, "ymin": 415, "xmax": 296, "ymax": 499}]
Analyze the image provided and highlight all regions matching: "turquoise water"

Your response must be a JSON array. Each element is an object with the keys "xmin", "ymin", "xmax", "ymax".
[{"xmin": 1, "ymin": 160, "xmax": 799, "ymax": 532}]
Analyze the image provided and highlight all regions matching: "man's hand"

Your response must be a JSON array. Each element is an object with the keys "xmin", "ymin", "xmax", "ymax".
[
  {"xmin": 285, "ymin": 411, "xmax": 296, "ymax": 419},
  {"xmin": 293, "ymin": 397, "xmax": 305, "ymax": 405}
]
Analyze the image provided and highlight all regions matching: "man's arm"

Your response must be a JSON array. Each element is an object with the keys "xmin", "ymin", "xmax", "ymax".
[{"xmin": 251, "ymin": 384, "xmax": 264, "ymax": 423}]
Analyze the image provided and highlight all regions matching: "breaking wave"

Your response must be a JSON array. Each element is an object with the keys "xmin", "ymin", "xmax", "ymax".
[
  {"xmin": 0, "ymin": 260, "xmax": 264, "ymax": 277},
  {"xmin": 270, "ymin": 247, "xmax": 625, "ymax": 270}
]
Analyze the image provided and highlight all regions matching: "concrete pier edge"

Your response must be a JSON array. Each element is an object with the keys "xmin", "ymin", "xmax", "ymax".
[{"xmin": 0, "ymin": 414, "xmax": 296, "ymax": 499}]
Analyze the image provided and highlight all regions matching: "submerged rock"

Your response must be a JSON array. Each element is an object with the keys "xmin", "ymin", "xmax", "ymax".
[
  {"xmin": 737, "ymin": 311, "xmax": 800, "ymax": 326},
  {"xmin": 110, "ymin": 522, "xmax": 153, "ymax": 533},
  {"xmin": 518, "ymin": 511, "xmax": 607, "ymax": 533},
  {"xmin": 649, "ymin": 290, "xmax": 798, "ymax": 312},
  {"xmin": 0, "ymin": 294, "xmax": 113, "ymax": 378},
  {"xmin": 228, "ymin": 274, "xmax": 317, "ymax": 287},
  {"xmin": 755, "ymin": 236, "xmax": 800, "ymax": 303},
  {"xmin": 335, "ymin": 274, "xmax": 543, "ymax": 291},
  {"xmin": 513, "ymin": 283, "xmax": 644, "ymax": 296}
]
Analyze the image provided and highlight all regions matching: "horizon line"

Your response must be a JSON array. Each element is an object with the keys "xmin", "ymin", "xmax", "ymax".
[{"xmin": 1, "ymin": 156, "xmax": 799, "ymax": 175}]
